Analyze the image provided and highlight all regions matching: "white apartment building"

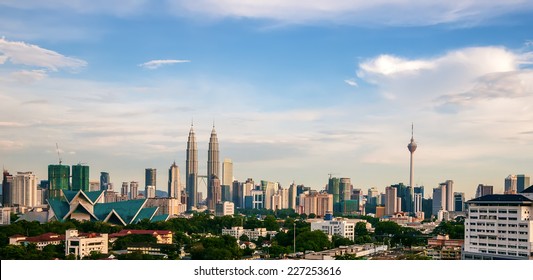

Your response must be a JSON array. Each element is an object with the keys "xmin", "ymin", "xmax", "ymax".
[
  {"xmin": 310, "ymin": 218, "xmax": 355, "ymax": 241},
  {"xmin": 221, "ymin": 226, "xmax": 273, "ymax": 241},
  {"xmin": 65, "ymin": 229, "xmax": 108, "ymax": 259},
  {"xmin": 463, "ymin": 190, "xmax": 533, "ymax": 260}
]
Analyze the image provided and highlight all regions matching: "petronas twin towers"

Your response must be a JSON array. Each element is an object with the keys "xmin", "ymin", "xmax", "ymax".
[{"xmin": 185, "ymin": 123, "xmax": 219, "ymax": 211}]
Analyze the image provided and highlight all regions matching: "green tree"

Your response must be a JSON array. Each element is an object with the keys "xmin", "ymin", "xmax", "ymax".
[
  {"xmin": 263, "ymin": 215, "xmax": 279, "ymax": 231},
  {"xmin": 112, "ymin": 234, "xmax": 158, "ymax": 250},
  {"xmin": 332, "ymin": 235, "xmax": 355, "ymax": 247},
  {"xmin": 295, "ymin": 230, "xmax": 331, "ymax": 252}
]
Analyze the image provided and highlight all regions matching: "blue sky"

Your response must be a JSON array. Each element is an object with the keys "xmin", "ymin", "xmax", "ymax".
[{"xmin": 1, "ymin": 1, "xmax": 533, "ymax": 199}]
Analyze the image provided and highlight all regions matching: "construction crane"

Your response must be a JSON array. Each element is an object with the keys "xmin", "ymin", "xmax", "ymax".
[{"xmin": 56, "ymin": 143, "xmax": 62, "ymax": 165}]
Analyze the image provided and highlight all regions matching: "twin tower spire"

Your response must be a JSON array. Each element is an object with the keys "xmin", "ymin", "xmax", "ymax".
[{"xmin": 185, "ymin": 122, "xmax": 219, "ymax": 211}]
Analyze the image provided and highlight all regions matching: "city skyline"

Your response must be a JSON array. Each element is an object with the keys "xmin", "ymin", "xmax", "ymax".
[{"xmin": 1, "ymin": 2, "xmax": 533, "ymax": 200}]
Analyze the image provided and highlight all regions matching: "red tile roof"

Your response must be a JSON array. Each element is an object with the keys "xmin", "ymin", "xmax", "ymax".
[
  {"xmin": 11, "ymin": 232, "xmax": 64, "ymax": 243},
  {"xmin": 109, "ymin": 229, "xmax": 172, "ymax": 238}
]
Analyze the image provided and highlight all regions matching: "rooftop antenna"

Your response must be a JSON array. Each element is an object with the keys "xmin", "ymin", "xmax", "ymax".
[{"xmin": 56, "ymin": 143, "xmax": 62, "ymax": 165}]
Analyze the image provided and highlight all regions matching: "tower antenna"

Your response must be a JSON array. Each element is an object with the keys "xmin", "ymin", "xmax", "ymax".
[{"xmin": 56, "ymin": 143, "xmax": 62, "ymax": 165}]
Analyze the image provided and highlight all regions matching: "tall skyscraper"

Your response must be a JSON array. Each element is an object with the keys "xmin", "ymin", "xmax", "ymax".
[
  {"xmin": 516, "ymin": 174, "xmax": 530, "ymax": 193},
  {"xmin": 49, "ymin": 164, "xmax": 70, "ymax": 199},
  {"xmin": 454, "ymin": 192, "xmax": 465, "ymax": 212},
  {"xmin": 145, "ymin": 168, "xmax": 156, "ymax": 197},
  {"xmin": 339, "ymin": 178, "xmax": 351, "ymax": 202},
  {"xmin": 475, "ymin": 184, "xmax": 493, "ymax": 198},
  {"xmin": 2, "ymin": 170, "xmax": 13, "ymax": 206},
  {"xmin": 222, "ymin": 158, "xmax": 233, "ymax": 186},
  {"xmin": 186, "ymin": 123, "xmax": 198, "ymax": 211},
  {"xmin": 414, "ymin": 186, "xmax": 424, "ymax": 198},
  {"xmin": 71, "ymin": 164, "xmax": 89, "ymax": 192},
  {"xmin": 440, "ymin": 180, "xmax": 454, "ymax": 211},
  {"xmin": 385, "ymin": 186, "xmax": 397, "ymax": 215},
  {"xmin": 407, "ymin": 124, "xmax": 417, "ymax": 213},
  {"xmin": 414, "ymin": 193, "xmax": 423, "ymax": 213},
  {"xmin": 207, "ymin": 125, "xmax": 220, "ymax": 207},
  {"xmin": 99, "ymin": 172, "xmax": 110, "ymax": 191},
  {"xmin": 328, "ymin": 177, "xmax": 340, "ymax": 210},
  {"xmin": 432, "ymin": 185, "xmax": 446, "ymax": 216},
  {"xmin": 289, "ymin": 182, "xmax": 297, "ymax": 210},
  {"xmin": 129, "ymin": 181, "xmax": 139, "ymax": 200},
  {"xmin": 168, "ymin": 162, "xmax": 181, "ymax": 199},
  {"xmin": 12, "ymin": 172, "xmax": 38, "ymax": 207},
  {"xmin": 504, "ymin": 175, "xmax": 517, "ymax": 194},
  {"xmin": 232, "ymin": 180, "xmax": 242, "ymax": 208},
  {"xmin": 121, "ymin": 182, "xmax": 128, "ymax": 197}
]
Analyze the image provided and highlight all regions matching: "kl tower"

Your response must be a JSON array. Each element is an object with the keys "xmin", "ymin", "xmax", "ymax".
[{"xmin": 407, "ymin": 123, "xmax": 417, "ymax": 189}]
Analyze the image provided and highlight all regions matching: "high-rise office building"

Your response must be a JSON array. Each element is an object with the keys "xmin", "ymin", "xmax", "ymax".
[
  {"xmin": 129, "ymin": 181, "xmax": 139, "ymax": 200},
  {"xmin": 454, "ymin": 192, "xmax": 465, "ymax": 212},
  {"xmin": 432, "ymin": 185, "xmax": 446, "ymax": 216},
  {"xmin": 385, "ymin": 186, "xmax": 397, "ymax": 215},
  {"xmin": 414, "ymin": 193, "xmax": 423, "ymax": 213},
  {"xmin": 2, "ymin": 170, "xmax": 13, "ymax": 206},
  {"xmin": 289, "ymin": 182, "xmax": 297, "ymax": 210},
  {"xmin": 414, "ymin": 186, "xmax": 424, "ymax": 198},
  {"xmin": 48, "ymin": 164, "xmax": 70, "ymax": 199},
  {"xmin": 516, "ymin": 174, "xmax": 530, "ymax": 193},
  {"xmin": 440, "ymin": 180, "xmax": 454, "ymax": 211},
  {"xmin": 168, "ymin": 162, "xmax": 181, "ymax": 199},
  {"xmin": 186, "ymin": 123, "xmax": 198, "ymax": 211},
  {"xmin": 71, "ymin": 164, "xmax": 89, "ymax": 192},
  {"xmin": 207, "ymin": 125, "xmax": 220, "ymax": 209},
  {"xmin": 328, "ymin": 177, "xmax": 340, "ymax": 210},
  {"xmin": 221, "ymin": 184, "xmax": 231, "ymax": 202},
  {"xmin": 100, "ymin": 172, "xmax": 110, "ymax": 191},
  {"xmin": 232, "ymin": 180, "xmax": 242, "ymax": 208},
  {"xmin": 261, "ymin": 180, "xmax": 277, "ymax": 210},
  {"xmin": 475, "ymin": 184, "xmax": 494, "ymax": 198},
  {"xmin": 145, "ymin": 168, "xmax": 156, "ymax": 198},
  {"xmin": 505, "ymin": 175, "xmax": 517, "ymax": 194},
  {"xmin": 222, "ymin": 158, "xmax": 233, "ymax": 187}
]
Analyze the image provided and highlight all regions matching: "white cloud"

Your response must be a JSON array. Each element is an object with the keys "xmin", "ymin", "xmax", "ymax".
[
  {"xmin": 9, "ymin": 70, "xmax": 48, "ymax": 83},
  {"xmin": 344, "ymin": 79, "xmax": 358, "ymax": 87},
  {"xmin": 0, "ymin": 37, "xmax": 87, "ymax": 71},
  {"xmin": 357, "ymin": 47, "xmax": 531, "ymax": 102},
  {"xmin": 168, "ymin": 0, "xmax": 533, "ymax": 26},
  {"xmin": 139, "ymin": 59, "xmax": 191, "ymax": 69}
]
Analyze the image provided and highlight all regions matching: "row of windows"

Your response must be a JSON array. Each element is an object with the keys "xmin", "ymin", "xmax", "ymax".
[
  {"xmin": 470, "ymin": 216, "xmax": 519, "ymax": 220},
  {"xmin": 474, "ymin": 245, "xmax": 529, "ymax": 250},
  {"xmin": 477, "ymin": 249, "xmax": 529, "ymax": 257},
  {"xmin": 471, "ymin": 209, "xmax": 519, "ymax": 214},
  {"xmin": 468, "ymin": 236, "xmax": 528, "ymax": 242}
]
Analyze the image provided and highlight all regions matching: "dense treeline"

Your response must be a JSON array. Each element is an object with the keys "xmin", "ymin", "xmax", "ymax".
[{"xmin": 0, "ymin": 213, "xmax": 443, "ymax": 260}]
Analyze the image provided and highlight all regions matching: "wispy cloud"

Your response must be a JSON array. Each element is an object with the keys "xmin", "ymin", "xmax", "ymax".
[
  {"xmin": 167, "ymin": 0, "xmax": 533, "ymax": 26},
  {"xmin": 344, "ymin": 79, "xmax": 358, "ymax": 87},
  {"xmin": 138, "ymin": 59, "xmax": 190, "ymax": 69},
  {"xmin": 0, "ymin": 37, "xmax": 87, "ymax": 71}
]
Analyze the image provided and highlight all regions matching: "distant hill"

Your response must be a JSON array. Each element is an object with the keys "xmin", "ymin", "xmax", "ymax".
[{"xmin": 155, "ymin": 190, "xmax": 168, "ymax": 198}]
